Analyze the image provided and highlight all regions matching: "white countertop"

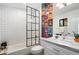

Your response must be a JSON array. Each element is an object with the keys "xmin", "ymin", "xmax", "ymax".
[{"xmin": 42, "ymin": 36, "xmax": 79, "ymax": 50}]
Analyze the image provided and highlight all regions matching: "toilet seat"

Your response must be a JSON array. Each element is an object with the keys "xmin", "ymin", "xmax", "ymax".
[{"xmin": 31, "ymin": 45, "xmax": 44, "ymax": 54}]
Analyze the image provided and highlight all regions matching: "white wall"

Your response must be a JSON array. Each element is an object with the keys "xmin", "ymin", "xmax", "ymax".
[
  {"xmin": 0, "ymin": 3, "xmax": 41, "ymax": 53},
  {"xmin": 0, "ymin": 4, "xmax": 26, "ymax": 53},
  {"xmin": 53, "ymin": 9, "xmax": 79, "ymax": 35}
]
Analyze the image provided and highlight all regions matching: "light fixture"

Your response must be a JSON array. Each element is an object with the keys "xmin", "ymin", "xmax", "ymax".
[
  {"xmin": 56, "ymin": 3, "xmax": 65, "ymax": 9},
  {"xmin": 56, "ymin": 3, "xmax": 72, "ymax": 9}
]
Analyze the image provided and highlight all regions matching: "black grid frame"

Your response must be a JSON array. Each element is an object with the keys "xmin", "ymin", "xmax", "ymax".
[{"xmin": 26, "ymin": 6, "xmax": 40, "ymax": 47}]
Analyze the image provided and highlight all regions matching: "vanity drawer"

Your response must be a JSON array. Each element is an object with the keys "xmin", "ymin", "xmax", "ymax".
[
  {"xmin": 44, "ymin": 47, "xmax": 56, "ymax": 55},
  {"xmin": 41, "ymin": 40, "xmax": 64, "ymax": 55},
  {"xmin": 56, "ymin": 46, "xmax": 79, "ymax": 55},
  {"xmin": 41, "ymin": 40, "xmax": 79, "ymax": 55}
]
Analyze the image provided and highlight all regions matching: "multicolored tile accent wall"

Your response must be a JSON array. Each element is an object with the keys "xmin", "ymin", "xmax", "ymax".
[{"xmin": 42, "ymin": 3, "xmax": 53, "ymax": 38}]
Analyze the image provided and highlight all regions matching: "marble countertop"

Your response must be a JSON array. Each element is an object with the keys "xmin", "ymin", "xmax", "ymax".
[{"xmin": 42, "ymin": 36, "xmax": 79, "ymax": 50}]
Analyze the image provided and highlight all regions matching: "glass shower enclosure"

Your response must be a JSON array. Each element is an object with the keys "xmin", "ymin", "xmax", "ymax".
[{"xmin": 26, "ymin": 6, "xmax": 40, "ymax": 47}]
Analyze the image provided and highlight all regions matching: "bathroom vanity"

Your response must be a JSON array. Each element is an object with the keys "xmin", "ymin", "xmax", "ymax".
[{"xmin": 41, "ymin": 36, "xmax": 79, "ymax": 55}]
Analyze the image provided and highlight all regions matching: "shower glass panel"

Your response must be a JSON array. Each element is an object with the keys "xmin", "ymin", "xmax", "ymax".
[
  {"xmin": 32, "ymin": 24, "xmax": 35, "ymax": 30},
  {"xmin": 36, "ymin": 18, "xmax": 39, "ymax": 23},
  {"xmin": 36, "ymin": 38, "xmax": 39, "ymax": 44},
  {"xmin": 27, "ymin": 7, "xmax": 31, "ymax": 15},
  {"xmin": 26, "ymin": 6, "xmax": 40, "ymax": 47},
  {"xmin": 27, "ymin": 31, "xmax": 31, "ymax": 38},
  {"xmin": 32, "ymin": 9, "xmax": 35, "ymax": 16},
  {"xmin": 32, "ymin": 31, "xmax": 35, "ymax": 38},
  {"xmin": 27, "ymin": 23, "xmax": 31, "ymax": 30},
  {"xmin": 36, "ymin": 25, "xmax": 39, "ymax": 30},
  {"xmin": 32, "ymin": 16, "xmax": 35, "ymax": 23},
  {"xmin": 28, "ymin": 39, "xmax": 31, "ymax": 46}
]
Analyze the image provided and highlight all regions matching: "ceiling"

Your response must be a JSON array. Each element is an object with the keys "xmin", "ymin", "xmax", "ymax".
[
  {"xmin": 0, "ymin": 3, "xmax": 79, "ymax": 14},
  {"xmin": 54, "ymin": 3, "xmax": 79, "ymax": 15},
  {"xmin": 0, "ymin": 3, "xmax": 40, "ymax": 10},
  {"xmin": 26, "ymin": 3, "xmax": 40, "ymax": 10},
  {"xmin": 0, "ymin": 3, "xmax": 26, "ymax": 9}
]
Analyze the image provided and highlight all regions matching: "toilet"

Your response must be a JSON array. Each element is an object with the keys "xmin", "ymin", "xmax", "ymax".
[{"xmin": 31, "ymin": 45, "xmax": 44, "ymax": 55}]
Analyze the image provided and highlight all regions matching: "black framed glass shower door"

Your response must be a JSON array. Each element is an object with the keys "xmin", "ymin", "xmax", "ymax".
[{"xmin": 26, "ymin": 6, "xmax": 40, "ymax": 47}]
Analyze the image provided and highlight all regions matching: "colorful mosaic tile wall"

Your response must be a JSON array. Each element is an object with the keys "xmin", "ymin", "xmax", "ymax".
[{"xmin": 42, "ymin": 3, "xmax": 53, "ymax": 38}]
